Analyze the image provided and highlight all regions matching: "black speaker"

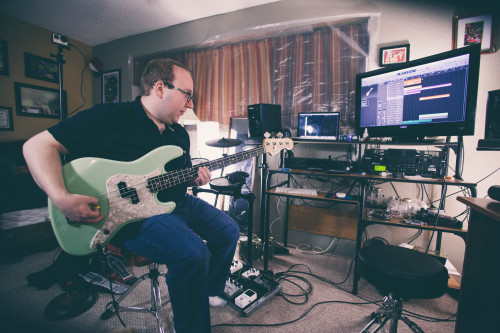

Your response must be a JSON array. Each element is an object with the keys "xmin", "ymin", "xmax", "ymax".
[
  {"xmin": 247, "ymin": 104, "xmax": 281, "ymax": 138},
  {"xmin": 485, "ymin": 89, "xmax": 500, "ymax": 140},
  {"xmin": 488, "ymin": 185, "xmax": 500, "ymax": 202}
]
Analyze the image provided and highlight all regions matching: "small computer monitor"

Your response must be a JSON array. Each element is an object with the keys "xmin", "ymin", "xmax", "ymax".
[
  {"xmin": 355, "ymin": 44, "xmax": 481, "ymax": 142},
  {"xmin": 297, "ymin": 112, "xmax": 340, "ymax": 140}
]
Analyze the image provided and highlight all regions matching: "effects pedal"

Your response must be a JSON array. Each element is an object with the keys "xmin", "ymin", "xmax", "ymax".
[
  {"xmin": 224, "ymin": 277, "xmax": 244, "ymax": 299},
  {"xmin": 235, "ymin": 289, "xmax": 258, "ymax": 309},
  {"xmin": 407, "ymin": 209, "xmax": 463, "ymax": 229},
  {"xmin": 242, "ymin": 268, "xmax": 260, "ymax": 278},
  {"xmin": 230, "ymin": 260, "xmax": 244, "ymax": 274},
  {"xmin": 107, "ymin": 254, "xmax": 136, "ymax": 284},
  {"xmin": 80, "ymin": 272, "xmax": 127, "ymax": 294}
]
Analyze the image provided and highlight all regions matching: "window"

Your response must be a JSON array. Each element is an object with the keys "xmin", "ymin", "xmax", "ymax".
[{"xmin": 134, "ymin": 18, "xmax": 370, "ymax": 134}]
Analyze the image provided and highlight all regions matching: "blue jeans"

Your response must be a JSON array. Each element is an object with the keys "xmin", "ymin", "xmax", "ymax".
[{"xmin": 123, "ymin": 194, "xmax": 239, "ymax": 333}]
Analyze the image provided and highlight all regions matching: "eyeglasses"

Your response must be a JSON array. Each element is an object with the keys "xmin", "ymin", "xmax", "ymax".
[{"xmin": 164, "ymin": 82, "xmax": 194, "ymax": 103}]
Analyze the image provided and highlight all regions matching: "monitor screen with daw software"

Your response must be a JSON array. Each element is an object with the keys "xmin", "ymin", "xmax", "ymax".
[
  {"xmin": 355, "ymin": 44, "xmax": 480, "ymax": 142},
  {"xmin": 297, "ymin": 112, "xmax": 340, "ymax": 140}
]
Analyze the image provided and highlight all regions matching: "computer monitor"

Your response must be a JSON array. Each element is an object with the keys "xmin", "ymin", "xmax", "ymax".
[
  {"xmin": 355, "ymin": 44, "xmax": 481, "ymax": 142},
  {"xmin": 297, "ymin": 112, "xmax": 340, "ymax": 140}
]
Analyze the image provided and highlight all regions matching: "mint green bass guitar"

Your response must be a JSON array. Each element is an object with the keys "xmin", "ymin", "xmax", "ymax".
[{"xmin": 49, "ymin": 138, "xmax": 293, "ymax": 256}]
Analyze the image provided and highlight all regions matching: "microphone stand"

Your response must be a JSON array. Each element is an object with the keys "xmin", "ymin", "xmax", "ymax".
[
  {"xmin": 51, "ymin": 44, "xmax": 68, "ymax": 164},
  {"xmin": 54, "ymin": 45, "xmax": 66, "ymax": 124},
  {"xmin": 44, "ymin": 42, "xmax": 98, "ymax": 320}
]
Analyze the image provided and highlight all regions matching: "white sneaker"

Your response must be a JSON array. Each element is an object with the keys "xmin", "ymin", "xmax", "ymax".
[{"xmin": 209, "ymin": 296, "xmax": 227, "ymax": 307}]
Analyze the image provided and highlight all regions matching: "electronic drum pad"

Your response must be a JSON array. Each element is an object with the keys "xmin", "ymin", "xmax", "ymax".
[
  {"xmin": 209, "ymin": 171, "xmax": 249, "ymax": 193},
  {"xmin": 205, "ymin": 137, "xmax": 242, "ymax": 148}
]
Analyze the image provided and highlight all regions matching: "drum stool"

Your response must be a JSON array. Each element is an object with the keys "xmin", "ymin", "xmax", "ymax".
[
  {"xmin": 100, "ymin": 246, "xmax": 172, "ymax": 333},
  {"xmin": 358, "ymin": 241, "xmax": 449, "ymax": 333}
]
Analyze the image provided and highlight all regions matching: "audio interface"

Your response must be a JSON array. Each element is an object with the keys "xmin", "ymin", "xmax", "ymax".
[{"xmin": 361, "ymin": 148, "xmax": 448, "ymax": 178}]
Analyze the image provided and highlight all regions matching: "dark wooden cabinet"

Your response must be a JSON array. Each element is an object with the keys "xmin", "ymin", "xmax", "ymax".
[{"xmin": 455, "ymin": 197, "xmax": 500, "ymax": 333}]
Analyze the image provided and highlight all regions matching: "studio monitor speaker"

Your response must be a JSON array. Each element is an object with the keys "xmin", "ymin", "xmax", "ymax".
[
  {"xmin": 485, "ymin": 89, "xmax": 500, "ymax": 140},
  {"xmin": 247, "ymin": 104, "xmax": 281, "ymax": 138},
  {"xmin": 488, "ymin": 185, "xmax": 500, "ymax": 202}
]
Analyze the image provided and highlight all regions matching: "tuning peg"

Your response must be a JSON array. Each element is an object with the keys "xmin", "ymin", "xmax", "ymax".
[
  {"xmin": 277, "ymin": 132, "xmax": 283, "ymax": 138},
  {"xmin": 264, "ymin": 132, "xmax": 271, "ymax": 138}
]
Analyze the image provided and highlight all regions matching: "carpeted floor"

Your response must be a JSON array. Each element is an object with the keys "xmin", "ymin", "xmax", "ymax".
[{"xmin": 0, "ymin": 240, "xmax": 458, "ymax": 333}]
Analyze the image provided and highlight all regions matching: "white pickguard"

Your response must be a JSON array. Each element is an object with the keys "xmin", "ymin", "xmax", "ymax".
[{"xmin": 90, "ymin": 169, "xmax": 176, "ymax": 249}]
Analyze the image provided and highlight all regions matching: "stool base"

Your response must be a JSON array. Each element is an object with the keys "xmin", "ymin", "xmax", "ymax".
[
  {"xmin": 100, "ymin": 263, "xmax": 171, "ymax": 333},
  {"xmin": 361, "ymin": 295, "xmax": 424, "ymax": 333}
]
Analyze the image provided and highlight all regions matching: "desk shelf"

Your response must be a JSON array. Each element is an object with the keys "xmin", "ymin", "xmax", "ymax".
[
  {"xmin": 260, "ymin": 137, "xmax": 477, "ymax": 295},
  {"xmin": 262, "ymin": 166, "xmax": 476, "ymax": 294}
]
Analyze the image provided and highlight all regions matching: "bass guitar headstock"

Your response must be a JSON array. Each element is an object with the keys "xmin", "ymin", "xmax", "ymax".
[{"xmin": 263, "ymin": 132, "xmax": 294, "ymax": 156}]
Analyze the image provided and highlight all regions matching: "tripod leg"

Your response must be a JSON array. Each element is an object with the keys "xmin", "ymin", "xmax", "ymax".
[
  {"xmin": 388, "ymin": 297, "xmax": 403, "ymax": 333},
  {"xmin": 400, "ymin": 315, "xmax": 425, "ymax": 333},
  {"xmin": 361, "ymin": 315, "xmax": 390, "ymax": 333},
  {"xmin": 151, "ymin": 275, "xmax": 165, "ymax": 333},
  {"xmin": 361, "ymin": 306, "xmax": 392, "ymax": 333}
]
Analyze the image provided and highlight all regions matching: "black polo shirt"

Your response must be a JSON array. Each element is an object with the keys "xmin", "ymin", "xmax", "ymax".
[
  {"xmin": 48, "ymin": 96, "xmax": 192, "ymax": 204},
  {"xmin": 49, "ymin": 96, "xmax": 191, "ymax": 164},
  {"xmin": 47, "ymin": 97, "xmax": 197, "ymax": 245}
]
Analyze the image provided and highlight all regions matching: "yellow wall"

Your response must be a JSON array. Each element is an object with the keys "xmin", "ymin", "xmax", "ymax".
[{"xmin": 0, "ymin": 14, "xmax": 93, "ymax": 143}]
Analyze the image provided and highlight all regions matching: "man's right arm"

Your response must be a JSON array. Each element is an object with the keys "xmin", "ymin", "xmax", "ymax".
[{"xmin": 23, "ymin": 130, "xmax": 103, "ymax": 223}]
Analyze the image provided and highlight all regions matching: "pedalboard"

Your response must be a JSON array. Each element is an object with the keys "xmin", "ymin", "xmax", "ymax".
[
  {"xmin": 223, "ymin": 262, "xmax": 282, "ymax": 316},
  {"xmin": 361, "ymin": 148, "xmax": 448, "ymax": 178},
  {"xmin": 406, "ymin": 209, "xmax": 463, "ymax": 229}
]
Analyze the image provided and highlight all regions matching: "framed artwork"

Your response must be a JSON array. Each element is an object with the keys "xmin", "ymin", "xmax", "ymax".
[
  {"xmin": 14, "ymin": 82, "xmax": 66, "ymax": 119},
  {"xmin": 0, "ymin": 39, "xmax": 9, "ymax": 76},
  {"xmin": 102, "ymin": 69, "xmax": 121, "ymax": 103},
  {"xmin": 453, "ymin": 13, "xmax": 496, "ymax": 54},
  {"xmin": 24, "ymin": 52, "xmax": 59, "ymax": 83},
  {"xmin": 0, "ymin": 106, "xmax": 13, "ymax": 131},
  {"xmin": 379, "ymin": 44, "xmax": 410, "ymax": 67}
]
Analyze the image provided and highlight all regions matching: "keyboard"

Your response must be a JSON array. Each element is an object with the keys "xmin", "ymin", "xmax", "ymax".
[{"xmin": 274, "ymin": 187, "xmax": 317, "ymax": 196}]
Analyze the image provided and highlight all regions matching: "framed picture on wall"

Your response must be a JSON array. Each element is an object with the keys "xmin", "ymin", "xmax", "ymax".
[
  {"xmin": 453, "ymin": 13, "xmax": 496, "ymax": 54},
  {"xmin": 379, "ymin": 44, "xmax": 410, "ymax": 67},
  {"xmin": 14, "ymin": 82, "xmax": 66, "ymax": 119},
  {"xmin": 102, "ymin": 69, "xmax": 121, "ymax": 103},
  {"xmin": 0, "ymin": 106, "xmax": 13, "ymax": 131},
  {"xmin": 0, "ymin": 39, "xmax": 9, "ymax": 76},
  {"xmin": 24, "ymin": 53, "xmax": 59, "ymax": 83}
]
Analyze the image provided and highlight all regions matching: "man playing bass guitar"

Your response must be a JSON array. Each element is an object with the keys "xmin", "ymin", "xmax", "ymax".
[{"xmin": 23, "ymin": 58, "xmax": 239, "ymax": 333}]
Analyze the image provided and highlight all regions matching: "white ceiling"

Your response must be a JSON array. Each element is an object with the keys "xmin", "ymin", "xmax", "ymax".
[{"xmin": 0, "ymin": 0, "xmax": 281, "ymax": 46}]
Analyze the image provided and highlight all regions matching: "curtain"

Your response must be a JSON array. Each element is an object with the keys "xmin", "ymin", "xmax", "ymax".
[
  {"xmin": 152, "ymin": 18, "xmax": 369, "ymax": 133},
  {"xmin": 182, "ymin": 40, "xmax": 274, "ymax": 125}
]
